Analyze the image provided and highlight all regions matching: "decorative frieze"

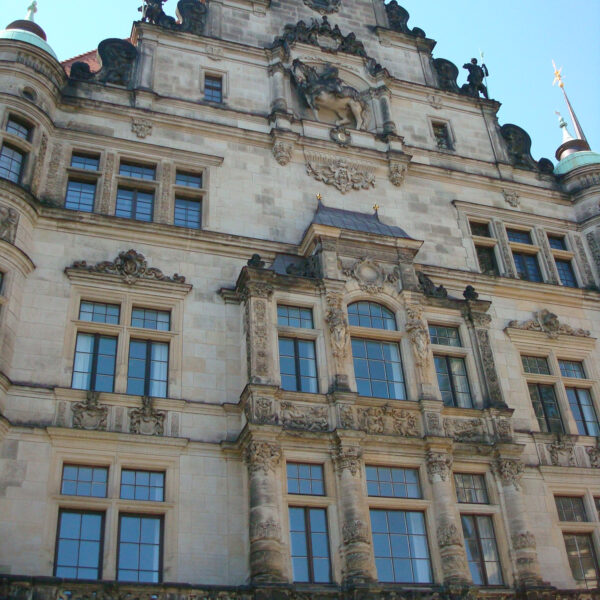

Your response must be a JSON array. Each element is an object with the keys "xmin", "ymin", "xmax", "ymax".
[
  {"xmin": 338, "ymin": 404, "xmax": 419, "ymax": 437},
  {"xmin": 548, "ymin": 439, "xmax": 576, "ymax": 467},
  {"xmin": 587, "ymin": 445, "xmax": 600, "ymax": 468},
  {"xmin": 71, "ymin": 391, "xmax": 108, "ymax": 431},
  {"xmin": 281, "ymin": 402, "xmax": 328, "ymax": 432},
  {"xmin": 243, "ymin": 441, "xmax": 282, "ymax": 475},
  {"xmin": 443, "ymin": 417, "xmax": 486, "ymax": 443},
  {"xmin": 305, "ymin": 152, "xmax": 375, "ymax": 193},
  {"xmin": 340, "ymin": 257, "xmax": 386, "ymax": 293},
  {"xmin": 507, "ymin": 309, "xmax": 590, "ymax": 339},
  {"xmin": 244, "ymin": 396, "xmax": 279, "ymax": 426},
  {"xmin": 129, "ymin": 396, "xmax": 166, "ymax": 436},
  {"xmin": 426, "ymin": 451, "xmax": 452, "ymax": 482},
  {"xmin": 249, "ymin": 518, "xmax": 281, "ymax": 543}
]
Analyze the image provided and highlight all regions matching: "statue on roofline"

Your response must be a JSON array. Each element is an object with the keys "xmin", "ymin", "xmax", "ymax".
[{"xmin": 462, "ymin": 58, "xmax": 489, "ymax": 99}]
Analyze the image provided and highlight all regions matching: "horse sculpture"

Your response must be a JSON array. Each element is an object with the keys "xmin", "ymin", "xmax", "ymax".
[{"xmin": 290, "ymin": 59, "xmax": 367, "ymax": 130}]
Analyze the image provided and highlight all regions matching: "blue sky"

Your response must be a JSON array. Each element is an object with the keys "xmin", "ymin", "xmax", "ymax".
[{"xmin": 4, "ymin": 0, "xmax": 598, "ymax": 162}]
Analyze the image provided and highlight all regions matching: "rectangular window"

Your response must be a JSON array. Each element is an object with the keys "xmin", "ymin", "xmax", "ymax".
[
  {"xmin": 0, "ymin": 143, "xmax": 25, "ymax": 183},
  {"xmin": 6, "ymin": 116, "xmax": 31, "ymax": 140},
  {"xmin": 117, "ymin": 514, "xmax": 162, "ymax": 582},
  {"xmin": 434, "ymin": 355, "xmax": 473, "ymax": 408},
  {"xmin": 528, "ymin": 383, "xmax": 564, "ymax": 433},
  {"xmin": 79, "ymin": 301, "xmax": 120, "ymax": 324},
  {"xmin": 512, "ymin": 252, "xmax": 542, "ymax": 282},
  {"xmin": 556, "ymin": 259, "xmax": 578, "ymax": 287},
  {"xmin": 72, "ymin": 332, "xmax": 117, "ymax": 393},
  {"xmin": 432, "ymin": 122, "xmax": 452, "ymax": 150},
  {"xmin": 71, "ymin": 153, "xmax": 100, "ymax": 171},
  {"xmin": 559, "ymin": 360, "xmax": 586, "ymax": 379},
  {"xmin": 204, "ymin": 75, "xmax": 223, "ymax": 103},
  {"xmin": 131, "ymin": 307, "xmax": 170, "ymax": 331},
  {"xmin": 506, "ymin": 229, "xmax": 532, "ymax": 244},
  {"xmin": 174, "ymin": 198, "xmax": 202, "ymax": 229},
  {"xmin": 555, "ymin": 496, "xmax": 588, "ymax": 522},
  {"xmin": 370, "ymin": 509, "xmax": 432, "ymax": 583},
  {"xmin": 455, "ymin": 474, "xmax": 488, "ymax": 504},
  {"xmin": 277, "ymin": 305, "xmax": 314, "ymax": 328},
  {"xmin": 115, "ymin": 187, "xmax": 154, "ymax": 222},
  {"xmin": 61, "ymin": 465, "xmax": 108, "ymax": 498},
  {"xmin": 54, "ymin": 510, "xmax": 104, "ymax": 580},
  {"xmin": 120, "ymin": 469, "xmax": 165, "ymax": 502},
  {"xmin": 429, "ymin": 325, "xmax": 461, "ymax": 347},
  {"xmin": 476, "ymin": 245, "xmax": 499, "ymax": 275},
  {"xmin": 548, "ymin": 235, "xmax": 567, "ymax": 250},
  {"xmin": 522, "ymin": 355, "xmax": 550, "ymax": 375},
  {"xmin": 352, "ymin": 338, "xmax": 405, "ymax": 400},
  {"xmin": 278, "ymin": 337, "xmax": 317, "ymax": 393},
  {"xmin": 563, "ymin": 533, "xmax": 600, "ymax": 588},
  {"xmin": 289, "ymin": 506, "xmax": 331, "ymax": 583},
  {"xmin": 175, "ymin": 171, "xmax": 202, "ymax": 188},
  {"xmin": 461, "ymin": 514, "xmax": 503, "ymax": 586},
  {"xmin": 567, "ymin": 388, "xmax": 600, "ymax": 436},
  {"xmin": 470, "ymin": 221, "xmax": 491, "ymax": 237},
  {"xmin": 119, "ymin": 162, "xmax": 156, "ymax": 180},
  {"xmin": 365, "ymin": 466, "xmax": 421, "ymax": 498},
  {"xmin": 126, "ymin": 339, "xmax": 169, "ymax": 398},
  {"xmin": 286, "ymin": 463, "xmax": 324, "ymax": 496},
  {"xmin": 65, "ymin": 180, "xmax": 96, "ymax": 212}
]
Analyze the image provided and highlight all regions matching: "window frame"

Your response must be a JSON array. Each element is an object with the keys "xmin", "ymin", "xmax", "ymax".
[
  {"xmin": 71, "ymin": 331, "xmax": 118, "ymax": 393},
  {"xmin": 460, "ymin": 513, "xmax": 504, "ymax": 586},
  {"xmin": 0, "ymin": 142, "xmax": 26, "ymax": 184},
  {"xmin": 126, "ymin": 338, "xmax": 170, "ymax": 398},
  {"xmin": 203, "ymin": 73, "xmax": 224, "ymax": 103},
  {"xmin": 429, "ymin": 118, "xmax": 454, "ymax": 151}
]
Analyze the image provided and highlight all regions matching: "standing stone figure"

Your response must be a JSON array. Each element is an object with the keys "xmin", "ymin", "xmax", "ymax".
[{"xmin": 462, "ymin": 58, "xmax": 489, "ymax": 99}]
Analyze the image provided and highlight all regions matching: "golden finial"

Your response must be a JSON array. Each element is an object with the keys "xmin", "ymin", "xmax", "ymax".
[
  {"xmin": 316, "ymin": 193, "xmax": 322, "ymax": 201},
  {"xmin": 552, "ymin": 60, "xmax": 564, "ymax": 89},
  {"xmin": 373, "ymin": 203, "xmax": 379, "ymax": 213}
]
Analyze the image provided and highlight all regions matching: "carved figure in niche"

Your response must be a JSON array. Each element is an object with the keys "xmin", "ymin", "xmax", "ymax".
[
  {"xmin": 0, "ymin": 204, "xmax": 19, "ymax": 244},
  {"xmin": 290, "ymin": 59, "xmax": 367, "ymax": 130},
  {"xmin": 432, "ymin": 58, "xmax": 460, "ymax": 93},
  {"xmin": 461, "ymin": 58, "xmax": 488, "ymax": 99}
]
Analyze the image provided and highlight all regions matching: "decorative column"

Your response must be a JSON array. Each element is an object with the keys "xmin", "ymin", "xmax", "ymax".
[
  {"xmin": 269, "ymin": 63, "xmax": 288, "ymax": 113},
  {"xmin": 332, "ymin": 438, "xmax": 377, "ymax": 584},
  {"xmin": 243, "ymin": 439, "xmax": 287, "ymax": 583},
  {"xmin": 494, "ymin": 456, "xmax": 543, "ymax": 587},
  {"xmin": 376, "ymin": 87, "xmax": 396, "ymax": 136},
  {"xmin": 426, "ymin": 448, "xmax": 471, "ymax": 585}
]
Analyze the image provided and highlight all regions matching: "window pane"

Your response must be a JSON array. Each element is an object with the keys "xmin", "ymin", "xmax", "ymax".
[
  {"xmin": 174, "ymin": 197, "xmax": 202, "ymax": 229},
  {"xmin": 470, "ymin": 221, "xmax": 491, "ymax": 237},
  {"xmin": 65, "ymin": 180, "xmax": 96, "ymax": 212},
  {"xmin": 475, "ymin": 245, "xmax": 499, "ymax": 275},
  {"xmin": 429, "ymin": 325, "xmax": 461, "ymax": 347},
  {"xmin": 528, "ymin": 383, "xmax": 564, "ymax": 434},
  {"xmin": 6, "ymin": 117, "xmax": 31, "ymax": 140},
  {"xmin": 204, "ymin": 75, "xmax": 223, "ymax": 102},
  {"xmin": 556, "ymin": 259, "xmax": 577, "ymax": 287},
  {"xmin": 506, "ymin": 229, "xmax": 532, "ymax": 244},
  {"xmin": 352, "ymin": 338, "xmax": 405, "ymax": 400},
  {"xmin": 287, "ymin": 463, "xmax": 324, "ymax": 496},
  {"xmin": 455, "ymin": 473, "xmax": 488, "ymax": 504},
  {"xmin": 0, "ymin": 144, "xmax": 25, "ymax": 183},
  {"xmin": 277, "ymin": 305, "xmax": 314, "ymax": 328},
  {"xmin": 548, "ymin": 235, "xmax": 567, "ymax": 250},
  {"xmin": 563, "ymin": 533, "xmax": 600, "ymax": 586},
  {"xmin": 131, "ymin": 308, "xmax": 170, "ymax": 331},
  {"xmin": 120, "ymin": 469, "xmax": 165, "ymax": 502},
  {"xmin": 79, "ymin": 301, "xmax": 120, "ymax": 324},
  {"xmin": 461, "ymin": 515, "xmax": 503, "ymax": 586},
  {"xmin": 559, "ymin": 360, "xmax": 585, "ymax": 379},
  {"xmin": 119, "ymin": 162, "xmax": 156, "ymax": 180},
  {"xmin": 348, "ymin": 302, "xmax": 396, "ymax": 330},
  {"xmin": 61, "ymin": 465, "xmax": 108, "ymax": 497},
  {"xmin": 175, "ymin": 171, "xmax": 203, "ymax": 188},
  {"xmin": 555, "ymin": 496, "xmax": 587, "ymax": 522},
  {"xmin": 522, "ymin": 355, "xmax": 550, "ymax": 375},
  {"xmin": 71, "ymin": 154, "xmax": 100, "ymax": 171},
  {"xmin": 118, "ymin": 515, "xmax": 162, "ymax": 582},
  {"xmin": 279, "ymin": 338, "xmax": 317, "ymax": 393},
  {"xmin": 366, "ymin": 466, "xmax": 421, "ymax": 498}
]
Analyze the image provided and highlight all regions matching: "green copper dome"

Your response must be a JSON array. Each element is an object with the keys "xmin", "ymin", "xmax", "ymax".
[
  {"xmin": 554, "ymin": 151, "xmax": 600, "ymax": 176},
  {"xmin": 0, "ymin": 28, "xmax": 57, "ymax": 59}
]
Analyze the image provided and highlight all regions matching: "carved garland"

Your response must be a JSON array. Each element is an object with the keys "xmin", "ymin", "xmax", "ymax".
[{"xmin": 305, "ymin": 152, "xmax": 375, "ymax": 193}]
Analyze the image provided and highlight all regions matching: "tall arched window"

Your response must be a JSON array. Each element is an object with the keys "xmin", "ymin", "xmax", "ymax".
[{"xmin": 348, "ymin": 301, "xmax": 406, "ymax": 400}]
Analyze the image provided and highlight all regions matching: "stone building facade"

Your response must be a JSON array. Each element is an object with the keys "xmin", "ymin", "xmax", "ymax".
[{"xmin": 0, "ymin": 0, "xmax": 599, "ymax": 598}]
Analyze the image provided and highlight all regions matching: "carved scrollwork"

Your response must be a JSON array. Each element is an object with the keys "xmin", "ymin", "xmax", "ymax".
[
  {"xmin": 548, "ymin": 439, "xmax": 576, "ymax": 467},
  {"xmin": 426, "ymin": 451, "xmax": 453, "ymax": 482},
  {"xmin": 341, "ymin": 257, "xmax": 385, "ymax": 293},
  {"xmin": 71, "ymin": 391, "xmax": 108, "ymax": 431},
  {"xmin": 244, "ymin": 396, "xmax": 279, "ymax": 426},
  {"xmin": 437, "ymin": 523, "xmax": 463, "ymax": 548},
  {"xmin": 0, "ymin": 204, "xmax": 19, "ymax": 245},
  {"xmin": 502, "ymin": 189, "xmax": 520, "ymax": 208},
  {"xmin": 432, "ymin": 58, "xmax": 460, "ymax": 94},
  {"xmin": 305, "ymin": 152, "xmax": 375, "ymax": 193},
  {"xmin": 68, "ymin": 249, "xmax": 186, "ymax": 285},
  {"xmin": 129, "ymin": 396, "xmax": 166, "ymax": 436},
  {"xmin": 507, "ymin": 309, "xmax": 590, "ymax": 339},
  {"xmin": 405, "ymin": 305, "xmax": 430, "ymax": 368},
  {"xmin": 385, "ymin": 1, "xmax": 425, "ymax": 37},
  {"xmin": 332, "ymin": 444, "xmax": 362, "ymax": 476},
  {"xmin": 243, "ymin": 441, "xmax": 282, "ymax": 475},
  {"xmin": 281, "ymin": 402, "xmax": 329, "ymax": 432},
  {"xmin": 494, "ymin": 457, "xmax": 524, "ymax": 489},
  {"xmin": 139, "ymin": 0, "xmax": 208, "ymax": 35}
]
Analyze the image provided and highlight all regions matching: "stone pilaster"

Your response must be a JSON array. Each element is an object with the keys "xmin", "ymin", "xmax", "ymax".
[
  {"xmin": 324, "ymin": 290, "xmax": 353, "ymax": 391},
  {"xmin": 397, "ymin": 248, "xmax": 420, "ymax": 291},
  {"xmin": 243, "ymin": 439, "xmax": 287, "ymax": 583},
  {"xmin": 534, "ymin": 227, "xmax": 559, "ymax": 284},
  {"xmin": 331, "ymin": 438, "xmax": 377, "ymax": 584},
  {"xmin": 269, "ymin": 63, "xmax": 288, "ymax": 113},
  {"xmin": 494, "ymin": 456, "xmax": 543, "ymax": 587},
  {"xmin": 405, "ymin": 302, "xmax": 438, "ymax": 400},
  {"xmin": 425, "ymin": 448, "xmax": 471, "ymax": 585},
  {"xmin": 491, "ymin": 219, "xmax": 517, "ymax": 277},
  {"xmin": 376, "ymin": 88, "xmax": 396, "ymax": 135}
]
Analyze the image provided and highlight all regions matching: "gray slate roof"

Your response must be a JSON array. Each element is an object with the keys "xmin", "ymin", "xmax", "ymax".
[{"xmin": 311, "ymin": 202, "xmax": 413, "ymax": 239}]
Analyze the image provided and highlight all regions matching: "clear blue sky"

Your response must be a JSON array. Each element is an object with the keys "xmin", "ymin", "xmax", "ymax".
[{"xmin": 3, "ymin": 0, "xmax": 598, "ymax": 162}]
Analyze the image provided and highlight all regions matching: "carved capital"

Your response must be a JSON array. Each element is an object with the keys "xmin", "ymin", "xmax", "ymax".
[
  {"xmin": 494, "ymin": 457, "xmax": 524, "ymax": 489},
  {"xmin": 239, "ymin": 280, "xmax": 274, "ymax": 302},
  {"xmin": 426, "ymin": 451, "xmax": 453, "ymax": 482},
  {"xmin": 332, "ymin": 444, "xmax": 362, "ymax": 476},
  {"xmin": 243, "ymin": 441, "xmax": 282, "ymax": 475}
]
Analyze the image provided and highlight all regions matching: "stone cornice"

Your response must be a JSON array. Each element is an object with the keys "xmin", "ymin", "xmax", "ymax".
[
  {"xmin": 453, "ymin": 200, "xmax": 575, "ymax": 226},
  {"xmin": 46, "ymin": 426, "xmax": 189, "ymax": 449}
]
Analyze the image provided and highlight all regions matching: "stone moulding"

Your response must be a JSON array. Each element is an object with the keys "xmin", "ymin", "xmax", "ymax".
[
  {"xmin": 66, "ymin": 249, "xmax": 187, "ymax": 285},
  {"xmin": 305, "ymin": 152, "xmax": 375, "ymax": 193},
  {"xmin": 506, "ymin": 309, "xmax": 591, "ymax": 339}
]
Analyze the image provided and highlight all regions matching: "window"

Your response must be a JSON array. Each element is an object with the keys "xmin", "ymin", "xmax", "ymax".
[
  {"xmin": 506, "ymin": 229, "xmax": 532, "ymax": 244},
  {"xmin": 279, "ymin": 338, "xmax": 317, "ymax": 393},
  {"xmin": 563, "ymin": 534, "xmax": 600, "ymax": 588},
  {"xmin": 131, "ymin": 307, "xmax": 170, "ymax": 331},
  {"xmin": 370, "ymin": 509, "xmax": 432, "ymax": 583},
  {"xmin": 461, "ymin": 515, "xmax": 503, "ymax": 586},
  {"xmin": 555, "ymin": 496, "xmax": 588, "ymax": 522},
  {"xmin": 174, "ymin": 197, "xmax": 202, "ymax": 229},
  {"xmin": 455, "ymin": 473, "xmax": 488, "ymax": 504},
  {"xmin": 278, "ymin": 305, "xmax": 314, "ymax": 328},
  {"xmin": 127, "ymin": 339, "xmax": 169, "ymax": 397},
  {"xmin": 522, "ymin": 355, "xmax": 550, "ymax": 375},
  {"xmin": 120, "ymin": 469, "xmax": 165, "ymax": 502},
  {"xmin": 527, "ymin": 383, "xmax": 564, "ymax": 433},
  {"xmin": 289, "ymin": 507, "xmax": 331, "ymax": 583},
  {"xmin": 432, "ymin": 122, "xmax": 452, "ymax": 150},
  {"xmin": 555, "ymin": 259, "xmax": 578, "ymax": 288},
  {"xmin": 54, "ymin": 510, "xmax": 104, "ymax": 579},
  {"xmin": 567, "ymin": 388, "xmax": 600, "ymax": 436},
  {"xmin": 79, "ymin": 301, "xmax": 120, "ymax": 324},
  {"xmin": 470, "ymin": 222, "xmax": 491, "ymax": 238},
  {"xmin": 548, "ymin": 235, "xmax": 567, "ymax": 251},
  {"xmin": 0, "ymin": 143, "xmax": 25, "ymax": 183},
  {"xmin": 366, "ymin": 466, "xmax": 420, "ymax": 499},
  {"xmin": 595, "ymin": 497, "xmax": 600, "ymax": 519},
  {"xmin": 72, "ymin": 333, "xmax": 117, "ymax": 392},
  {"xmin": 117, "ymin": 514, "xmax": 162, "ymax": 582},
  {"xmin": 175, "ymin": 171, "xmax": 202, "ymax": 188},
  {"xmin": 429, "ymin": 325, "xmax": 461, "ymax": 347},
  {"xmin": 475, "ymin": 245, "xmax": 499, "ymax": 275},
  {"xmin": 287, "ymin": 463, "xmax": 324, "ymax": 495},
  {"xmin": 559, "ymin": 360, "xmax": 586, "ymax": 379},
  {"xmin": 61, "ymin": 465, "xmax": 108, "ymax": 498},
  {"xmin": 512, "ymin": 252, "xmax": 542, "ymax": 282},
  {"xmin": 6, "ymin": 116, "xmax": 32, "ymax": 140},
  {"xmin": 348, "ymin": 301, "xmax": 395, "ymax": 330},
  {"xmin": 65, "ymin": 180, "xmax": 96, "ymax": 212},
  {"xmin": 115, "ymin": 187, "xmax": 154, "ymax": 222},
  {"xmin": 434, "ymin": 355, "xmax": 473, "ymax": 408},
  {"xmin": 71, "ymin": 153, "xmax": 100, "ymax": 171},
  {"xmin": 119, "ymin": 162, "xmax": 156, "ymax": 180},
  {"xmin": 204, "ymin": 75, "xmax": 223, "ymax": 102}
]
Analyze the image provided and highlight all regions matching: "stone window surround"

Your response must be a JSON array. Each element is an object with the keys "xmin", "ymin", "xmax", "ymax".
[
  {"xmin": 517, "ymin": 345, "xmax": 600, "ymax": 439},
  {"xmin": 544, "ymin": 229, "xmax": 583, "ymax": 289},
  {"xmin": 1, "ymin": 108, "xmax": 37, "ymax": 186},
  {"xmin": 172, "ymin": 167, "xmax": 206, "ymax": 228},
  {"xmin": 63, "ymin": 148, "xmax": 105, "ymax": 213},
  {"xmin": 452, "ymin": 468, "xmax": 493, "ymax": 505},
  {"xmin": 469, "ymin": 218, "xmax": 502, "ymax": 275},
  {"xmin": 47, "ymin": 443, "xmax": 179, "ymax": 582},
  {"xmin": 424, "ymin": 314, "xmax": 485, "ymax": 409},
  {"xmin": 503, "ymin": 224, "xmax": 547, "ymax": 282},
  {"xmin": 200, "ymin": 67, "xmax": 229, "ymax": 102},
  {"xmin": 63, "ymin": 280, "xmax": 184, "ymax": 400},
  {"xmin": 428, "ymin": 116, "xmax": 455, "ymax": 152}
]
